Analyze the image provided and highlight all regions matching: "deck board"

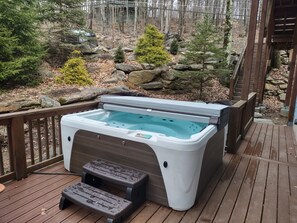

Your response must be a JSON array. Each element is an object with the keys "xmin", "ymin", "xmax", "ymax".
[{"xmin": 1, "ymin": 123, "xmax": 297, "ymax": 223}]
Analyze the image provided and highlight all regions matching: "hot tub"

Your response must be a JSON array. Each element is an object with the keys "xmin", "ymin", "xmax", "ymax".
[{"xmin": 61, "ymin": 95, "xmax": 230, "ymax": 211}]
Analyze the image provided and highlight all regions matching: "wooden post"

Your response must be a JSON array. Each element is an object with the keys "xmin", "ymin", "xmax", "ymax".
[
  {"xmin": 288, "ymin": 56, "xmax": 297, "ymax": 122},
  {"xmin": 254, "ymin": 0, "xmax": 269, "ymax": 95},
  {"xmin": 10, "ymin": 117, "xmax": 27, "ymax": 180},
  {"xmin": 285, "ymin": 17, "xmax": 297, "ymax": 106},
  {"xmin": 241, "ymin": 0, "xmax": 260, "ymax": 100},
  {"xmin": 258, "ymin": 4, "xmax": 275, "ymax": 103},
  {"xmin": 285, "ymin": 47, "xmax": 297, "ymax": 106}
]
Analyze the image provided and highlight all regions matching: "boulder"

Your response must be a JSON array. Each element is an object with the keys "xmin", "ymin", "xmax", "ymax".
[
  {"xmin": 38, "ymin": 63, "xmax": 54, "ymax": 78},
  {"xmin": 103, "ymin": 77, "xmax": 119, "ymax": 84},
  {"xmin": 40, "ymin": 95, "xmax": 61, "ymax": 108},
  {"xmin": 128, "ymin": 70, "xmax": 160, "ymax": 85},
  {"xmin": 115, "ymin": 63, "xmax": 142, "ymax": 73},
  {"xmin": 172, "ymin": 64, "xmax": 191, "ymax": 71},
  {"xmin": 0, "ymin": 99, "xmax": 40, "ymax": 113},
  {"xmin": 111, "ymin": 70, "xmax": 127, "ymax": 81},
  {"xmin": 122, "ymin": 47, "xmax": 134, "ymax": 52},
  {"xmin": 58, "ymin": 86, "xmax": 130, "ymax": 105},
  {"xmin": 279, "ymin": 93, "xmax": 286, "ymax": 101},
  {"xmin": 279, "ymin": 84, "xmax": 288, "ymax": 90},
  {"xmin": 271, "ymin": 80, "xmax": 285, "ymax": 85},
  {"xmin": 141, "ymin": 63, "xmax": 156, "ymax": 70},
  {"xmin": 140, "ymin": 82, "xmax": 163, "ymax": 90},
  {"xmin": 161, "ymin": 69, "xmax": 178, "ymax": 81},
  {"xmin": 189, "ymin": 64, "xmax": 203, "ymax": 71},
  {"xmin": 265, "ymin": 83, "xmax": 277, "ymax": 91}
]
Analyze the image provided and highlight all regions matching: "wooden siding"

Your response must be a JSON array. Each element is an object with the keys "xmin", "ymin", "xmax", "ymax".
[{"xmin": 1, "ymin": 122, "xmax": 297, "ymax": 223}]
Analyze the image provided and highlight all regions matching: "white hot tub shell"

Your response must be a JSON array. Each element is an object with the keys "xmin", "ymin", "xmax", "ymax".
[{"xmin": 61, "ymin": 95, "xmax": 230, "ymax": 211}]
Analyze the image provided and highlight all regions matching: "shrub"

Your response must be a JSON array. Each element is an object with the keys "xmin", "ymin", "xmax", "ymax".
[
  {"xmin": 170, "ymin": 39, "xmax": 179, "ymax": 55},
  {"xmin": 56, "ymin": 51, "xmax": 93, "ymax": 86},
  {"xmin": 0, "ymin": 1, "xmax": 44, "ymax": 87},
  {"xmin": 114, "ymin": 45, "xmax": 125, "ymax": 63},
  {"xmin": 135, "ymin": 24, "xmax": 170, "ymax": 66}
]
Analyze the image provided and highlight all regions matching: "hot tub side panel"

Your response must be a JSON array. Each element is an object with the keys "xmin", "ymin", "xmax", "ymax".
[
  {"xmin": 196, "ymin": 127, "xmax": 225, "ymax": 198},
  {"xmin": 70, "ymin": 130, "xmax": 169, "ymax": 206}
]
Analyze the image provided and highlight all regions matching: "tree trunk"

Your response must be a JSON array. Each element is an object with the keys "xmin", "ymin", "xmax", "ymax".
[
  {"xmin": 134, "ymin": 0, "xmax": 138, "ymax": 35},
  {"xmin": 223, "ymin": 0, "xmax": 234, "ymax": 63},
  {"xmin": 178, "ymin": 0, "xmax": 188, "ymax": 38},
  {"xmin": 88, "ymin": 0, "xmax": 94, "ymax": 30}
]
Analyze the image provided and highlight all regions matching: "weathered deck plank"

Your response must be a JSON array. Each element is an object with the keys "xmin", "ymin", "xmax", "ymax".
[{"xmin": 1, "ymin": 123, "xmax": 297, "ymax": 223}]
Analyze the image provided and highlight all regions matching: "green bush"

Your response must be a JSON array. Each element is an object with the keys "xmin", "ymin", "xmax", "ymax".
[
  {"xmin": 0, "ymin": 1, "xmax": 44, "ymax": 87},
  {"xmin": 114, "ymin": 45, "xmax": 125, "ymax": 63},
  {"xmin": 135, "ymin": 24, "xmax": 170, "ymax": 66},
  {"xmin": 56, "ymin": 51, "xmax": 93, "ymax": 86},
  {"xmin": 170, "ymin": 39, "xmax": 179, "ymax": 55}
]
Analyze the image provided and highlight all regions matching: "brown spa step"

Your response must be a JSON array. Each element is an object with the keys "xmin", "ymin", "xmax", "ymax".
[
  {"xmin": 82, "ymin": 159, "xmax": 148, "ymax": 209},
  {"xmin": 59, "ymin": 182, "xmax": 132, "ymax": 223},
  {"xmin": 82, "ymin": 159, "xmax": 148, "ymax": 188}
]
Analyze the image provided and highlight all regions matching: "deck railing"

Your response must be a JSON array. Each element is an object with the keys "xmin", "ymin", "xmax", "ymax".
[
  {"xmin": 229, "ymin": 45, "xmax": 246, "ymax": 100},
  {"xmin": 0, "ymin": 94, "xmax": 256, "ymax": 183},
  {"xmin": 0, "ymin": 101, "xmax": 98, "ymax": 183},
  {"xmin": 226, "ymin": 92, "xmax": 257, "ymax": 153}
]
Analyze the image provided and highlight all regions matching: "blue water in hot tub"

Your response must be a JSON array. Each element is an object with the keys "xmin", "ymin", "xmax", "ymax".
[{"xmin": 85, "ymin": 111, "xmax": 207, "ymax": 139}]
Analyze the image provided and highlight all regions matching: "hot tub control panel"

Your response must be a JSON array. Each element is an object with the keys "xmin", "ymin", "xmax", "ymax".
[{"xmin": 135, "ymin": 133, "xmax": 152, "ymax": 139}]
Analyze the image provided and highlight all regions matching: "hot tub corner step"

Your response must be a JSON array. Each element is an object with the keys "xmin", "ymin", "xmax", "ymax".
[
  {"xmin": 60, "ymin": 182, "xmax": 132, "ymax": 223},
  {"xmin": 83, "ymin": 159, "xmax": 148, "ymax": 188}
]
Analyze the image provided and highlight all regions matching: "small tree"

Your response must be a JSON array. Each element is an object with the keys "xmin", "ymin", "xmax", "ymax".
[
  {"xmin": 184, "ymin": 17, "xmax": 229, "ymax": 99},
  {"xmin": 38, "ymin": 0, "xmax": 85, "ymax": 29},
  {"xmin": 0, "ymin": 0, "xmax": 44, "ymax": 86},
  {"xmin": 56, "ymin": 51, "xmax": 93, "ymax": 86},
  {"xmin": 114, "ymin": 45, "xmax": 125, "ymax": 63},
  {"xmin": 170, "ymin": 39, "xmax": 179, "ymax": 55},
  {"xmin": 135, "ymin": 24, "xmax": 170, "ymax": 66}
]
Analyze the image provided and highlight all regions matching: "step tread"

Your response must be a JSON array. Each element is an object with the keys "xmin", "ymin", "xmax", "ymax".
[
  {"xmin": 62, "ymin": 182, "xmax": 132, "ymax": 219},
  {"xmin": 83, "ymin": 159, "xmax": 148, "ymax": 188}
]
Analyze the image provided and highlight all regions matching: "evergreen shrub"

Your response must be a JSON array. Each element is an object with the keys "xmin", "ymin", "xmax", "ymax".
[
  {"xmin": 135, "ymin": 24, "xmax": 170, "ymax": 66},
  {"xmin": 56, "ymin": 50, "xmax": 93, "ymax": 86}
]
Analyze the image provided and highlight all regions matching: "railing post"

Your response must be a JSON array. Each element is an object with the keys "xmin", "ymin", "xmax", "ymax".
[{"xmin": 10, "ymin": 117, "xmax": 27, "ymax": 180}]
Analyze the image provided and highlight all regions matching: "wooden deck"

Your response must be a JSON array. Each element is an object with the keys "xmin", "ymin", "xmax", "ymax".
[{"xmin": 1, "ymin": 122, "xmax": 297, "ymax": 223}]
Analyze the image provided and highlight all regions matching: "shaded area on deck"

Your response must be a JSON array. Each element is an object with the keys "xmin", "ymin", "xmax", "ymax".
[{"xmin": 1, "ymin": 122, "xmax": 297, "ymax": 223}]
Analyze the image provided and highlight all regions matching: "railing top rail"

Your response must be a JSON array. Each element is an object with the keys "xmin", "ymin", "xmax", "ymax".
[
  {"xmin": 0, "ymin": 100, "xmax": 99, "ymax": 121},
  {"xmin": 231, "ymin": 43, "xmax": 247, "ymax": 80},
  {"xmin": 248, "ymin": 92, "xmax": 257, "ymax": 100}
]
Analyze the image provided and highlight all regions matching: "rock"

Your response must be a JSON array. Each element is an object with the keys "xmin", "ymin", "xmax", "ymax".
[
  {"xmin": 127, "ymin": 53, "xmax": 136, "ymax": 61},
  {"xmin": 189, "ymin": 64, "xmax": 203, "ymax": 70},
  {"xmin": 255, "ymin": 106, "xmax": 266, "ymax": 113},
  {"xmin": 161, "ymin": 69, "xmax": 178, "ymax": 81},
  {"xmin": 103, "ymin": 77, "xmax": 118, "ymax": 84},
  {"xmin": 40, "ymin": 96, "xmax": 61, "ymax": 108},
  {"xmin": 38, "ymin": 64, "xmax": 54, "ymax": 78},
  {"xmin": 279, "ymin": 84, "xmax": 288, "ymax": 90},
  {"xmin": 266, "ymin": 76, "xmax": 273, "ymax": 82},
  {"xmin": 265, "ymin": 83, "xmax": 277, "ymax": 91},
  {"xmin": 0, "ymin": 99, "xmax": 40, "ymax": 113},
  {"xmin": 122, "ymin": 47, "xmax": 134, "ymax": 52},
  {"xmin": 141, "ymin": 63, "xmax": 156, "ymax": 70},
  {"xmin": 206, "ymin": 65, "xmax": 214, "ymax": 70},
  {"xmin": 128, "ymin": 70, "xmax": 159, "ymax": 85},
  {"xmin": 46, "ymin": 88, "xmax": 81, "ymax": 98},
  {"xmin": 115, "ymin": 63, "xmax": 143, "ymax": 73},
  {"xmin": 271, "ymin": 80, "xmax": 285, "ymax": 85},
  {"xmin": 281, "ymin": 57, "xmax": 289, "ymax": 65},
  {"xmin": 172, "ymin": 64, "xmax": 191, "ymax": 71},
  {"xmin": 280, "ymin": 106, "xmax": 289, "ymax": 117},
  {"xmin": 279, "ymin": 93, "xmax": 286, "ymax": 101},
  {"xmin": 254, "ymin": 112, "xmax": 263, "ymax": 118},
  {"xmin": 140, "ymin": 82, "xmax": 163, "ymax": 90},
  {"xmin": 279, "ymin": 50, "xmax": 287, "ymax": 56},
  {"xmin": 111, "ymin": 70, "xmax": 126, "ymax": 81},
  {"xmin": 58, "ymin": 86, "xmax": 130, "ymax": 104}
]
